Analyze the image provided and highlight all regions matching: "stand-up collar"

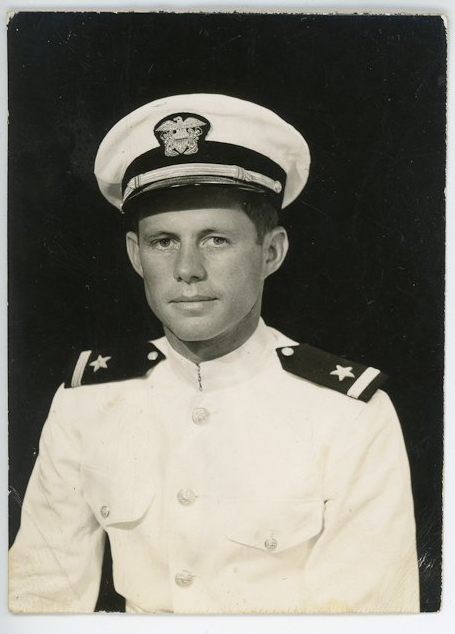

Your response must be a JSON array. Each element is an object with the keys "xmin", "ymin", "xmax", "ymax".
[{"xmin": 152, "ymin": 318, "xmax": 295, "ymax": 392}]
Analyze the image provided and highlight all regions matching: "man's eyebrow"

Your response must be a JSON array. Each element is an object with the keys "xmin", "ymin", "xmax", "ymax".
[
  {"xmin": 141, "ymin": 230, "xmax": 179, "ymax": 240},
  {"xmin": 197, "ymin": 227, "xmax": 238, "ymax": 237},
  {"xmin": 142, "ymin": 227, "xmax": 239, "ymax": 240}
]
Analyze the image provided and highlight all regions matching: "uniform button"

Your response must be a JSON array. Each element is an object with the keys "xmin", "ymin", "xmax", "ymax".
[
  {"xmin": 175, "ymin": 570, "xmax": 193, "ymax": 588},
  {"xmin": 264, "ymin": 537, "xmax": 278, "ymax": 551},
  {"xmin": 177, "ymin": 488, "xmax": 196, "ymax": 506},
  {"xmin": 100, "ymin": 505, "xmax": 110, "ymax": 519},
  {"xmin": 281, "ymin": 347, "xmax": 295, "ymax": 357},
  {"xmin": 147, "ymin": 350, "xmax": 159, "ymax": 361},
  {"xmin": 192, "ymin": 407, "xmax": 210, "ymax": 425}
]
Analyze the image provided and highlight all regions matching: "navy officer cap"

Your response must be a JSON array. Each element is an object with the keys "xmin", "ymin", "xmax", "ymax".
[{"xmin": 95, "ymin": 93, "xmax": 311, "ymax": 212}]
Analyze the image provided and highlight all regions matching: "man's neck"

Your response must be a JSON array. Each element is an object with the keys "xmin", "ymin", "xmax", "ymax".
[{"xmin": 163, "ymin": 308, "xmax": 262, "ymax": 364}]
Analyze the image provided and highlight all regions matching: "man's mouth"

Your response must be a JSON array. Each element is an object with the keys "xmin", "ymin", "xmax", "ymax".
[
  {"xmin": 169, "ymin": 295, "xmax": 218, "ymax": 311},
  {"xmin": 171, "ymin": 295, "xmax": 217, "ymax": 303}
]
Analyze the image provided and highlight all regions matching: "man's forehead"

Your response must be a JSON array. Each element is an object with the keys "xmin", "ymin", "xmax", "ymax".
[
  {"xmin": 131, "ymin": 185, "xmax": 255, "ymax": 218},
  {"xmin": 138, "ymin": 207, "xmax": 253, "ymax": 234},
  {"xmin": 134, "ymin": 188, "xmax": 260, "ymax": 234}
]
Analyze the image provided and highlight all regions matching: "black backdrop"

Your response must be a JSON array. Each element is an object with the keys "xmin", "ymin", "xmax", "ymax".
[{"xmin": 8, "ymin": 12, "xmax": 445, "ymax": 612}]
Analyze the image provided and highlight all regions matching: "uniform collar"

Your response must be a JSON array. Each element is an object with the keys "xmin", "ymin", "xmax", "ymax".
[{"xmin": 153, "ymin": 318, "xmax": 295, "ymax": 392}]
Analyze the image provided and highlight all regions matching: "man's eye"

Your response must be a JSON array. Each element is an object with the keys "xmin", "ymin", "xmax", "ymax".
[
  {"xmin": 205, "ymin": 236, "xmax": 228, "ymax": 247},
  {"xmin": 151, "ymin": 237, "xmax": 176, "ymax": 250}
]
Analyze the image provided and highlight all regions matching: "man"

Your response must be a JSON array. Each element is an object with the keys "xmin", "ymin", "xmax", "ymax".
[{"xmin": 9, "ymin": 93, "xmax": 419, "ymax": 613}]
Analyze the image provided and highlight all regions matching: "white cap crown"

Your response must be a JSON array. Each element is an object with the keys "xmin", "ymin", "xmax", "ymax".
[{"xmin": 95, "ymin": 93, "xmax": 310, "ymax": 211}]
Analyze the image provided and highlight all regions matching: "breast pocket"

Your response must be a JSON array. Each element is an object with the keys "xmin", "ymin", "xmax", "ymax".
[
  {"xmin": 80, "ymin": 463, "xmax": 156, "ymax": 529},
  {"xmin": 223, "ymin": 498, "xmax": 324, "ymax": 554}
]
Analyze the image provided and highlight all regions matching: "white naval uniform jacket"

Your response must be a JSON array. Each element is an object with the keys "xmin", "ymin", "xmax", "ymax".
[{"xmin": 9, "ymin": 320, "xmax": 419, "ymax": 613}]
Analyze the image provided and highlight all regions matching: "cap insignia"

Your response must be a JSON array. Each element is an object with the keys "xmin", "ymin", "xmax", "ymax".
[{"xmin": 154, "ymin": 113, "xmax": 210, "ymax": 157}]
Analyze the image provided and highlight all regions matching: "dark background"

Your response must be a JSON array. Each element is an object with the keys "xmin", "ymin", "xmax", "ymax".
[{"xmin": 8, "ymin": 12, "xmax": 445, "ymax": 612}]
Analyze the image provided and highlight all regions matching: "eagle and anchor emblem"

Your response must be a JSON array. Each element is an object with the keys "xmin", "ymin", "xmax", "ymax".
[{"xmin": 154, "ymin": 112, "xmax": 211, "ymax": 157}]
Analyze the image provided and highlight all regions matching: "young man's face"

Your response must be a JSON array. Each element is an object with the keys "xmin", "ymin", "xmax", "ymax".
[{"xmin": 126, "ymin": 200, "xmax": 286, "ymax": 344}]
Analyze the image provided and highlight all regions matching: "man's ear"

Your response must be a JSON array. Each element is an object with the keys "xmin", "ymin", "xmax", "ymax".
[
  {"xmin": 126, "ymin": 231, "xmax": 144, "ymax": 278},
  {"xmin": 262, "ymin": 226, "xmax": 289, "ymax": 280}
]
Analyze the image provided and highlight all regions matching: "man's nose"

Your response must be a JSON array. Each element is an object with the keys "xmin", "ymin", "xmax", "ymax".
[{"xmin": 173, "ymin": 243, "xmax": 207, "ymax": 283}]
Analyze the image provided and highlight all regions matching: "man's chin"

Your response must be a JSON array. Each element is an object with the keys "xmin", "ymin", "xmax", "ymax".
[{"xmin": 162, "ymin": 317, "xmax": 223, "ymax": 344}]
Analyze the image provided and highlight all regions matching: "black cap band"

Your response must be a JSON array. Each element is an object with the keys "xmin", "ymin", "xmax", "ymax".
[{"xmin": 121, "ymin": 141, "xmax": 286, "ymax": 200}]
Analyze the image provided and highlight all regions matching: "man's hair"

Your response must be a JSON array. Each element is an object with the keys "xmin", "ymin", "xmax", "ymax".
[
  {"xmin": 239, "ymin": 195, "xmax": 279, "ymax": 244},
  {"xmin": 123, "ymin": 186, "xmax": 279, "ymax": 244}
]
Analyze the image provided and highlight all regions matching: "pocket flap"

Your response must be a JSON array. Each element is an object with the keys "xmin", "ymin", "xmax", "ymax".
[
  {"xmin": 80, "ymin": 464, "xmax": 155, "ymax": 527},
  {"xmin": 223, "ymin": 498, "xmax": 324, "ymax": 553}
]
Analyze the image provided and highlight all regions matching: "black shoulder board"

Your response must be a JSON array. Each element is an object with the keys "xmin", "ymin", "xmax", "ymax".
[
  {"xmin": 276, "ymin": 343, "xmax": 388, "ymax": 402},
  {"xmin": 64, "ymin": 340, "xmax": 166, "ymax": 388}
]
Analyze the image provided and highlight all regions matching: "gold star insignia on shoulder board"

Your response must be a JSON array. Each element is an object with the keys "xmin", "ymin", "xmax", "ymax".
[
  {"xmin": 65, "ymin": 341, "xmax": 166, "ymax": 389},
  {"xmin": 89, "ymin": 355, "xmax": 112, "ymax": 372},
  {"xmin": 330, "ymin": 365, "xmax": 355, "ymax": 382},
  {"xmin": 276, "ymin": 343, "xmax": 387, "ymax": 402}
]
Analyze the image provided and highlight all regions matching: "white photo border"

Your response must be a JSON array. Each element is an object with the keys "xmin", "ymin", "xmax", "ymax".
[{"xmin": 1, "ymin": 2, "xmax": 453, "ymax": 633}]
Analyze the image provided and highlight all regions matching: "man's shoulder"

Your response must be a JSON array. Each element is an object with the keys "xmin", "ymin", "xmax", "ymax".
[
  {"xmin": 269, "ymin": 327, "xmax": 387, "ymax": 404},
  {"xmin": 63, "ymin": 338, "xmax": 166, "ymax": 389}
]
